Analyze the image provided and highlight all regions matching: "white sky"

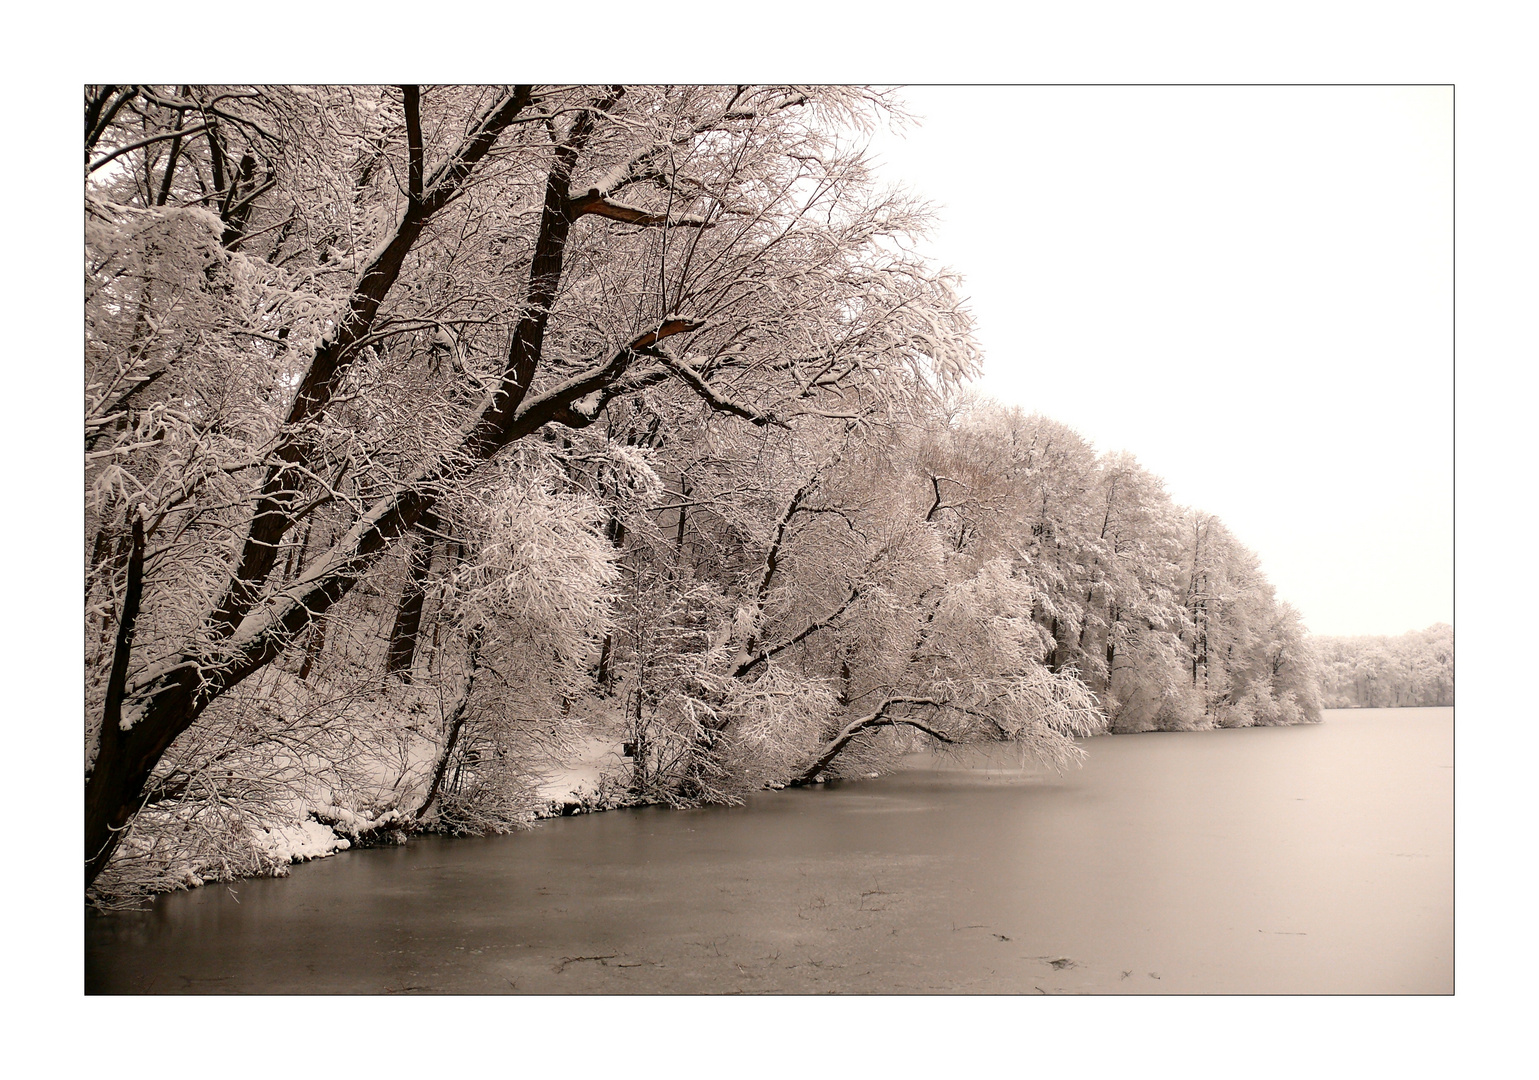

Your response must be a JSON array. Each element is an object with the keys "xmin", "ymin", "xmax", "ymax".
[{"xmin": 864, "ymin": 86, "xmax": 1452, "ymax": 638}]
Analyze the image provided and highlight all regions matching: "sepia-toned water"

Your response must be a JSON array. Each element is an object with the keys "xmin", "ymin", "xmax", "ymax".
[{"xmin": 86, "ymin": 707, "xmax": 1452, "ymax": 994}]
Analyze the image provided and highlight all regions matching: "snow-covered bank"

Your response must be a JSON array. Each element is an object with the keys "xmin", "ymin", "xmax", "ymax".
[
  {"xmin": 256, "ymin": 737, "xmax": 628, "ymax": 874},
  {"xmin": 90, "ymin": 721, "xmax": 639, "ymax": 907},
  {"xmin": 531, "ymin": 735, "xmax": 629, "ymax": 812}
]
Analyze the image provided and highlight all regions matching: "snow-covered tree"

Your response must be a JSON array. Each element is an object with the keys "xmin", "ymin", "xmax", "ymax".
[
  {"xmin": 83, "ymin": 84, "xmax": 980, "ymax": 887},
  {"xmin": 1312, "ymin": 624, "xmax": 1453, "ymax": 708},
  {"xmin": 84, "ymin": 85, "xmax": 1324, "ymax": 899}
]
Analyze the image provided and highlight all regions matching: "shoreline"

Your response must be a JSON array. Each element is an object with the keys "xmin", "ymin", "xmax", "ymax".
[{"xmin": 86, "ymin": 714, "xmax": 1336, "ymax": 911}]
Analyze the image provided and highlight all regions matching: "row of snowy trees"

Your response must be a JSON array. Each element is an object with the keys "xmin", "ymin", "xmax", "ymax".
[
  {"xmin": 84, "ymin": 84, "xmax": 1318, "ymax": 903},
  {"xmin": 901, "ymin": 406, "xmax": 1323, "ymax": 735},
  {"xmin": 1311, "ymin": 624, "xmax": 1453, "ymax": 708}
]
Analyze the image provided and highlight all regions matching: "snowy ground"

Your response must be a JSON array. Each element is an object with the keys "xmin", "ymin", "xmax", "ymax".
[
  {"xmin": 256, "ymin": 819, "xmax": 353, "ymax": 866},
  {"xmin": 532, "ymin": 735, "xmax": 627, "ymax": 808}
]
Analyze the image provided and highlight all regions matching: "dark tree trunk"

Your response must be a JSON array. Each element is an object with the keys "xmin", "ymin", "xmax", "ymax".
[
  {"xmin": 604, "ymin": 515, "xmax": 626, "ymax": 546},
  {"xmin": 386, "ymin": 521, "xmax": 436, "ymax": 680},
  {"xmin": 281, "ymin": 520, "xmax": 312, "ymax": 585},
  {"xmin": 205, "ymin": 89, "xmax": 535, "ymax": 642},
  {"xmin": 630, "ymin": 683, "xmax": 649, "ymax": 798},
  {"xmin": 1108, "ymin": 606, "xmax": 1120, "ymax": 680},
  {"xmin": 87, "ymin": 517, "xmax": 146, "ymax": 884},
  {"xmin": 297, "ymin": 618, "xmax": 326, "ymax": 681},
  {"xmin": 594, "ymin": 632, "xmax": 614, "ymax": 692}
]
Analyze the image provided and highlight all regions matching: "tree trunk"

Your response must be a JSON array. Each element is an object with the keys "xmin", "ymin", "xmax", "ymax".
[
  {"xmin": 630, "ymin": 682, "xmax": 649, "ymax": 799},
  {"xmin": 86, "ymin": 517, "xmax": 145, "ymax": 885},
  {"xmin": 386, "ymin": 520, "xmax": 436, "ymax": 680},
  {"xmin": 594, "ymin": 632, "xmax": 614, "ymax": 692},
  {"xmin": 791, "ymin": 699, "xmax": 953, "ymax": 785},
  {"xmin": 281, "ymin": 520, "xmax": 312, "ymax": 585},
  {"xmin": 1106, "ymin": 605, "xmax": 1120, "ymax": 665},
  {"xmin": 297, "ymin": 618, "xmax": 327, "ymax": 681},
  {"xmin": 414, "ymin": 628, "xmax": 483, "ymax": 821}
]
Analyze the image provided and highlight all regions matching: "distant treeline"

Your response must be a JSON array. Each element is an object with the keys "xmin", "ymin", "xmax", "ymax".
[{"xmin": 1310, "ymin": 624, "xmax": 1453, "ymax": 708}]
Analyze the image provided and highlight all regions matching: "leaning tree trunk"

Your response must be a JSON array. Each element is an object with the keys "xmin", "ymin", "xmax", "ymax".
[
  {"xmin": 87, "ymin": 517, "xmax": 146, "ymax": 881},
  {"xmin": 790, "ymin": 698, "xmax": 954, "ymax": 786},
  {"xmin": 414, "ymin": 627, "xmax": 483, "ymax": 822}
]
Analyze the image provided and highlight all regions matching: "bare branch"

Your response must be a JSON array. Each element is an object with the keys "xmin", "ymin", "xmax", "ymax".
[
  {"xmin": 89, "ymin": 123, "xmax": 211, "ymax": 174},
  {"xmin": 655, "ymin": 349, "xmax": 784, "ymax": 428},
  {"xmin": 568, "ymin": 189, "xmax": 712, "ymax": 229},
  {"xmin": 734, "ymin": 586, "xmax": 861, "ymax": 678}
]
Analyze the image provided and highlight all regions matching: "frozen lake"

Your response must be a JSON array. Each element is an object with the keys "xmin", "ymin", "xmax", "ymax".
[{"xmin": 86, "ymin": 707, "xmax": 1452, "ymax": 994}]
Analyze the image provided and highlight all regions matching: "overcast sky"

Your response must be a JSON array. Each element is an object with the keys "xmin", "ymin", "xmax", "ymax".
[{"xmin": 864, "ymin": 86, "xmax": 1452, "ymax": 638}]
